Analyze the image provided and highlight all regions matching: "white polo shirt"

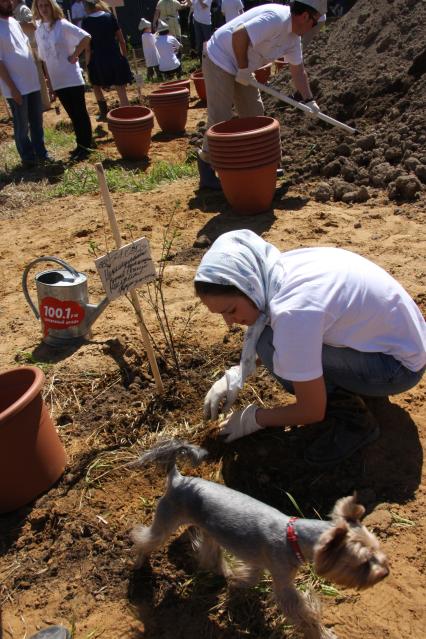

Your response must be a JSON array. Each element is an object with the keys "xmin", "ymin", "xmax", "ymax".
[
  {"xmin": 0, "ymin": 17, "xmax": 39, "ymax": 98},
  {"xmin": 222, "ymin": 0, "xmax": 244, "ymax": 23},
  {"xmin": 192, "ymin": 0, "xmax": 212, "ymax": 26},
  {"xmin": 206, "ymin": 4, "xmax": 302, "ymax": 75}
]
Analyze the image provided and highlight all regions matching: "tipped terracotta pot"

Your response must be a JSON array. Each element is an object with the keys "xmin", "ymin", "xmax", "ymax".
[
  {"xmin": 207, "ymin": 116, "xmax": 280, "ymax": 214},
  {"xmin": 190, "ymin": 70, "xmax": 207, "ymax": 102},
  {"xmin": 0, "ymin": 366, "xmax": 67, "ymax": 513},
  {"xmin": 107, "ymin": 105, "xmax": 154, "ymax": 160},
  {"xmin": 254, "ymin": 64, "xmax": 272, "ymax": 84},
  {"xmin": 149, "ymin": 87, "xmax": 189, "ymax": 133},
  {"xmin": 274, "ymin": 58, "xmax": 286, "ymax": 73},
  {"xmin": 160, "ymin": 78, "xmax": 191, "ymax": 95}
]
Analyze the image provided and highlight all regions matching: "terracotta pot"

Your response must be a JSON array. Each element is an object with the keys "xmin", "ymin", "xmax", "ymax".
[
  {"xmin": 208, "ymin": 134, "xmax": 280, "ymax": 152},
  {"xmin": 254, "ymin": 64, "xmax": 272, "ymax": 84},
  {"xmin": 160, "ymin": 79, "xmax": 191, "ymax": 95},
  {"xmin": 149, "ymin": 88, "xmax": 189, "ymax": 133},
  {"xmin": 190, "ymin": 70, "xmax": 207, "ymax": 102},
  {"xmin": 107, "ymin": 105, "xmax": 154, "ymax": 160},
  {"xmin": 211, "ymin": 152, "xmax": 281, "ymax": 169},
  {"xmin": 0, "ymin": 366, "xmax": 67, "ymax": 513},
  {"xmin": 216, "ymin": 161, "xmax": 278, "ymax": 215},
  {"xmin": 274, "ymin": 58, "xmax": 286, "ymax": 73},
  {"xmin": 207, "ymin": 116, "xmax": 280, "ymax": 142}
]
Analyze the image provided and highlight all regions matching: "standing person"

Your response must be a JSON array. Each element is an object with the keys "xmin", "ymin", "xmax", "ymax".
[
  {"xmin": 155, "ymin": 20, "xmax": 182, "ymax": 79},
  {"xmin": 198, "ymin": 1, "xmax": 325, "ymax": 188},
  {"xmin": 192, "ymin": 0, "xmax": 212, "ymax": 60},
  {"xmin": 81, "ymin": 0, "xmax": 132, "ymax": 121},
  {"xmin": 33, "ymin": 0, "xmax": 93, "ymax": 161},
  {"xmin": 71, "ymin": 0, "xmax": 85, "ymax": 27},
  {"xmin": 153, "ymin": 0, "xmax": 188, "ymax": 40},
  {"xmin": 12, "ymin": 0, "xmax": 50, "ymax": 110},
  {"xmin": 194, "ymin": 230, "xmax": 426, "ymax": 466},
  {"xmin": 0, "ymin": 0, "xmax": 50, "ymax": 168},
  {"xmin": 221, "ymin": 0, "xmax": 243, "ymax": 23},
  {"xmin": 139, "ymin": 17, "xmax": 160, "ymax": 81}
]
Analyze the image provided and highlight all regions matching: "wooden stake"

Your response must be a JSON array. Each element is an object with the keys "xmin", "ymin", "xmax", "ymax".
[
  {"xmin": 132, "ymin": 49, "xmax": 143, "ymax": 105},
  {"xmin": 95, "ymin": 162, "xmax": 164, "ymax": 394}
]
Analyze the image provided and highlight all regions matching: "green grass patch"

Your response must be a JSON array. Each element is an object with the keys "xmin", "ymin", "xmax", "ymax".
[
  {"xmin": 44, "ymin": 125, "xmax": 75, "ymax": 149},
  {"xmin": 49, "ymin": 159, "xmax": 197, "ymax": 197}
]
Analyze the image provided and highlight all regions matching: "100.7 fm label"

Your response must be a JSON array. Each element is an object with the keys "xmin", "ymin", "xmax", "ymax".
[{"xmin": 40, "ymin": 296, "xmax": 85, "ymax": 333}]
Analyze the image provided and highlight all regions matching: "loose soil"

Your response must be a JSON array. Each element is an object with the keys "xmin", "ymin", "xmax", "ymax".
[{"xmin": 0, "ymin": 2, "xmax": 425, "ymax": 638}]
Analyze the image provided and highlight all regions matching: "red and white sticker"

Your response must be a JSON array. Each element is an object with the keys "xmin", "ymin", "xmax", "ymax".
[{"xmin": 40, "ymin": 296, "xmax": 85, "ymax": 335}]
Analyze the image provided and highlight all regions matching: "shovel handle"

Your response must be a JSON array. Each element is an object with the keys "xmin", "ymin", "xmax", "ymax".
[{"xmin": 249, "ymin": 78, "xmax": 357, "ymax": 135}]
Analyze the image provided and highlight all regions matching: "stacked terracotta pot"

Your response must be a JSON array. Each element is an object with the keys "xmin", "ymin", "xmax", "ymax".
[
  {"xmin": 207, "ymin": 116, "xmax": 281, "ymax": 215},
  {"xmin": 274, "ymin": 57, "xmax": 286, "ymax": 73},
  {"xmin": 148, "ymin": 87, "xmax": 190, "ymax": 133},
  {"xmin": 107, "ymin": 105, "xmax": 154, "ymax": 160},
  {"xmin": 190, "ymin": 70, "xmax": 207, "ymax": 102},
  {"xmin": 254, "ymin": 63, "xmax": 272, "ymax": 84},
  {"xmin": 160, "ymin": 78, "xmax": 191, "ymax": 95}
]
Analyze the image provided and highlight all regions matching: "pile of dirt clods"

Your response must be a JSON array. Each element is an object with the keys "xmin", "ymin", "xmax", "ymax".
[{"xmin": 264, "ymin": 0, "xmax": 426, "ymax": 205}]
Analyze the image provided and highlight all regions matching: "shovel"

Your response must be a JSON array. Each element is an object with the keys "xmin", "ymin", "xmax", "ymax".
[{"xmin": 249, "ymin": 77, "xmax": 357, "ymax": 135}]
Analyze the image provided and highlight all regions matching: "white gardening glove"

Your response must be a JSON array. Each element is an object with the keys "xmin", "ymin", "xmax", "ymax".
[
  {"xmin": 204, "ymin": 365, "xmax": 240, "ymax": 420},
  {"xmin": 219, "ymin": 404, "xmax": 262, "ymax": 443},
  {"xmin": 305, "ymin": 99, "xmax": 320, "ymax": 116},
  {"xmin": 235, "ymin": 68, "xmax": 255, "ymax": 86}
]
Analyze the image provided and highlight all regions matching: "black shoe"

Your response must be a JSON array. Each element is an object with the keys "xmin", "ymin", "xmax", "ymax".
[
  {"xmin": 29, "ymin": 627, "xmax": 71, "ymax": 639},
  {"xmin": 197, "ymin": 155, "xmax": 222, "ymax": 190},
  {"xmin": 276, "ymin": 167, "xmax": 284, "ymax": 177},
  {"xmin": 22, "ymin": 159, "xmax": 37, "ymax": 169},
  {"xmin": 69, "ymin": 146, "xmax": 91, "ymax": 161},
  {"xmin": 304, "ymin": 392, "xmax": 380, "ymax": 467}
]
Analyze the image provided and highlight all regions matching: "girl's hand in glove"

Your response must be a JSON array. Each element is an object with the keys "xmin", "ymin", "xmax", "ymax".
[
  {"xmin": 219, "ymin": 404, "xmax": 263, "ymax": 443},
  {"xmin": 204, "ymin": 366, "xmax": 240, "ymax": 420},
  {"xmin": 305, "ymin": 99, "xmax": 320, "ymax": 115}
]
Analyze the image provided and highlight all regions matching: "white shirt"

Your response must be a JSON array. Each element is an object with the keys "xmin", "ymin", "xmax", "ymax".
[
  {"xmin": 0, "ymin": 17, "xmax": 39, "ymax": 98},
  {"xmin": 155, "ymin": 33, "xmax": 180, "ymax": 71},
  {"xmin": 192, "ymin": 0, "xmax": 212, "ymax": 26},
  {"xmin": 35, "ymin": 19, "xmax": 89, "ymax": 91},
  {"xmin": 221, "ymin": 0, "xmax": 243, "ymax": 23},
  {"xmin": 207, "ymin": 4, "xmax": 302, "ymax": 75},
  {"xmin": 269, "ymin": 248, "xmax": 426, "ymax": 381},
  {"xmin": 71, "ymin": 1, "xmax": 86, "ymax": 27},
  {"xmin": 141, "ymin": 31, "xmax": 159, "ymax": 67}
]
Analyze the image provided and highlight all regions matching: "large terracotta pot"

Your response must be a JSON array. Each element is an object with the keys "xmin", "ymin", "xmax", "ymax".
[
  {"xmin": 207, "ymin": 116, "xmax": 280, "ymax": 214},
  {"xmin": 149, "ymin": 88, "xmax": 189, "ymax": 133},
  {"xmin": 160, "ymin": 78, "xmax": 191, "ymax": 95},
  {"xmin": 190, "ymin": 70, "xmax": 207, "ymax": 102},
  {"xmin": 0, "ymin": 366, "xmax": 67, "ymax": 513},
  {"xmin": 254, "ymin": 64, "xmax": 272, "ymax": 84},
  {"xmin": 107, "ymin": 105, "xmax": 154, "ymax": 160},
  {"xmin": 274, "ymin": 58, "xmax": 286, "ymax": 73}
]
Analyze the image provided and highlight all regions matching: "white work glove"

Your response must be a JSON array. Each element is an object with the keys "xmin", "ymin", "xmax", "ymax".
[
  {"xmin": 204, "ymin": 365, "xmax": 240, "ymax": 420},
  {"xmin": 235, "ymin": 68, "xmax": 255, "ymax": 86},
  {"xmin": 305, "ymin": 99, "xmax": 320, "ymax": 115},
  {"xmin": 219, "ymin": 404, "xmax": 263, "ymax": 443}
]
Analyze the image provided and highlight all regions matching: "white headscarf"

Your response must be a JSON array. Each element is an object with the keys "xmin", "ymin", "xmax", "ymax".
[{"xmin": 194, "ymin": 229, "xmax": 284, "ymax": 392}]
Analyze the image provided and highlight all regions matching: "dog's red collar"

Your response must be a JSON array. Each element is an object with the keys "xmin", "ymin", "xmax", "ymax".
[{"xmin": 286, "ymin": 517, "xmax": 305, "ymax": 564}]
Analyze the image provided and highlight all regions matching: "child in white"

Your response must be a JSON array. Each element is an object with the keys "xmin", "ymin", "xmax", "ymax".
[
  {"xmin": 138, "ymin": 18, "xmax": 160, "ymax": 80},
  {"xmin": 221, "ymin": 0, "xmax": 244, "ymax": 23},
  {"xmin": 155, "ymin": 21, "xmax": 182, "ymax": 77}
]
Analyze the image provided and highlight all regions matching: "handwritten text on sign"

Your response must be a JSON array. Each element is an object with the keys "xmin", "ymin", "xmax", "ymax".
[{"xmin": 95, "ymin": 238, "xmax": 156, "ymax": 300}]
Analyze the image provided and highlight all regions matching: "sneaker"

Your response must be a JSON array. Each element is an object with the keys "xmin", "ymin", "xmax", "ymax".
[
  {"xmin": 29, "ymin": 626, "xmax": 71, "ymax": 639},
  {"xmin": 304, "ymin": 391, "xmax": 381, "ymax": 467}
]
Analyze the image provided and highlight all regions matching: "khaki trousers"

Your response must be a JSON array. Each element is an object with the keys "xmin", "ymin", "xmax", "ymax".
[{"xmin": 200, "ymin": 52, "xmax": 264, "ymax": 163}]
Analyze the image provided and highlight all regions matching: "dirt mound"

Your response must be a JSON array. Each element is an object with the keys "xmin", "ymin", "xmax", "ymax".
[{"xmin": 265, "ymin": 0, "xmax": 426, "ymax": 204}]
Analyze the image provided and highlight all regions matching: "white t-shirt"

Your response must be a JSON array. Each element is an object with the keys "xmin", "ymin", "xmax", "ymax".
[
  {"xmin": 35, "ymin": 19, "xmax": 89, "ymax": 91},
  {"xmin": 71, "ymin": 1, "xmax": 86, "ymax": 27},
  {"xmin": 0, "ymin": 17, "xmax": 39, "ymax": 98},
  {"xmin": 207, "ymin": 4, "xmax": 302, "ymax": 75},
  {"xmin": 222, "ymin": 0, "xmax": 243, "ymax": 23},
  {"xmin": 155, "ymin": 33, "xmax": 180, "ymax": 71},
  {"xmin": 141, "ymin": 31, "xmax": 159, "ymax": 67},
  {"xmin": 192, "ymin": 0, "xmax": 212, "ymax": 26},
  {"xmin": 268, "ymin": 248, "xmax": 426, "ymax": 381}
]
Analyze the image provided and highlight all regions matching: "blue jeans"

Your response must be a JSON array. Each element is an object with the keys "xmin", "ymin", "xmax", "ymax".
[
  {"xmin": 256, "ymin": 326, "xmax": 425, "ymax": 397},
  {"xmin": 7, "ymin": 91, "xmax": 47, "ymax": 163},
  {"xmin": 193, "ymin": 20, "xmax": 212, "ymax": 55}
]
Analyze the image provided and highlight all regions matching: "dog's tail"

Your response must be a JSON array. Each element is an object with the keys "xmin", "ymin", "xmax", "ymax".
[{"xmin": 131, "ymin": 438, "xmax": 208, "ymax": 473}]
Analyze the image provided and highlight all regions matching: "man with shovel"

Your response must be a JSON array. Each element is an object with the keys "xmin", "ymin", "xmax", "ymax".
[{"xmin": 198, "ymin": 1, "xmax": 326, "ymax": 189}]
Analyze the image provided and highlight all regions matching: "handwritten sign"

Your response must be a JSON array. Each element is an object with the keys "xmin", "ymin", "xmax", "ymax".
[{"xmin": 95, "ymin": 237, "xmax": 156, "ymax": 300}]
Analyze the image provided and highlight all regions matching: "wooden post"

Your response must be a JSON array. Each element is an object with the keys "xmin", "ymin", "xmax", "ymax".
[
  {"xmin": 95, "ymin": 162, "xmax": 164, "ymax": 394},
  {"xmin": 132, "ymin": 49, "xmax": 143, "ymax": 105}
]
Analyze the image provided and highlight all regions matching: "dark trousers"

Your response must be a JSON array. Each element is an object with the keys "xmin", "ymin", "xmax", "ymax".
[{"xmin": 55, "ymin": 85, "xmax": 92, "ymax": 150}]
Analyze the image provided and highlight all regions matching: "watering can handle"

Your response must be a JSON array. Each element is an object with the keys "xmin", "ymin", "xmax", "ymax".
[{"xmin": 22, "ymin": 256, "xmax": 81, "ymax": 320}]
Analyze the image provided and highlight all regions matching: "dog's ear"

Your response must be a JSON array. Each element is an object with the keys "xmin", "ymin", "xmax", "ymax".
[
  {"xmin": 313, "ymin": 522, "xmax": 348, "ymax": 576},
  {"xmin": 330, "ymin": 494, "xmax": 365, "ymax": 523}
]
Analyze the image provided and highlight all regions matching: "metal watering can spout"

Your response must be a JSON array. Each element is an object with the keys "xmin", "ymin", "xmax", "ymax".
[{"xmin": 22, "ymin": 256, "xmax": 110, "ymax": 346}]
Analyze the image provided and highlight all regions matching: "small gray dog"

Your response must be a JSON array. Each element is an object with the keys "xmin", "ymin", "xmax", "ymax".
[{"xmin": 131, "ymin": 440, "xmax": 389, "ymax": 639}]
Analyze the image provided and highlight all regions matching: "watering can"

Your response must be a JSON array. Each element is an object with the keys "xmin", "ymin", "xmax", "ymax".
[{"xmin": 22, "ymin": 256, "xmax": 110, "ymax": 346}]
